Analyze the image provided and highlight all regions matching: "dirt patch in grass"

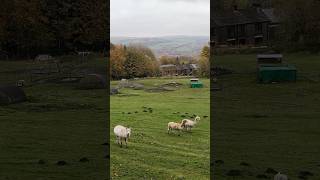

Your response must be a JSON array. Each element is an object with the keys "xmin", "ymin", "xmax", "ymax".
[
  {"xmin": 5, "ymin": 101, "xmax": 95, "ymax": 112},
  {"xmin": 145, "ymin": 86, "xmax": 177, "ymax": 93}
]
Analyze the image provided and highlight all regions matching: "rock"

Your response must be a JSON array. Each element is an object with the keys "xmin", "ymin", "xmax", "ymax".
[
  {"xmin": 265, "ymin": 168, "xmax": 277, "ymax": 174},
  {"xmin": 102, "ymin": 142, "xmax": 109, "ymax": 146},
  {"xmin": 79, "ymin": 157, "xmax": 89, "ymax": 162},
  {"xmin": 226, "ymin": 169, "xmax": 242, "ymax": 177},
  {"xmin": 240, "ymin": 162, "xmax": 250, "ymax": 166},
  {"xmin": 110, "ymin": 88, "xmax": 119, "ymax": 95},
  {"xmin": 215, "ymin": 160, "xmax": 224, "ymax": 164},
  {"xmin": 299, "ymin": 171, "xmax": 313, "ymax": 177},
  {"xmin": 56, "ymin": 160, "xmax": 67, "ymax": 166},
  {"xmin": 38, "ymin": 159, "xmax": 46, "ymax": 165},
  {"xmin": 256, "ymin": 174, "xmax": 268, "ymax": 179}
]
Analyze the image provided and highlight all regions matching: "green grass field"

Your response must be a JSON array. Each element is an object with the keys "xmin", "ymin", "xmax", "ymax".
[
  {"xmin": 0, "ymin": 56, "xmax": 108, "ymax": 180},
  {"xmin": 110, "ymin": 78, "xmax": 210, "ymax": 179},
  {"xmin": 213, "ymin": 53, "xmax": 320, "ymax": 180}
]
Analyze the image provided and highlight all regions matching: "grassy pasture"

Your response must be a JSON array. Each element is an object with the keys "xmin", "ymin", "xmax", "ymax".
[
  {"xmin": 110, "ymin": 78, "xmax": 210, "ymax": 179},
  {"xmin": 212, "ymin": 53, "xmax": 320, "ymax": 179},
  {"xmin": 0, "ymin": 56, "xmax": 108, "ymax": 180}
]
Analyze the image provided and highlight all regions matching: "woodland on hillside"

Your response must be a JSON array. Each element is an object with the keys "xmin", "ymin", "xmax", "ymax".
[
  {"xmin": 110, "ymin": 44, "xmax": 210, "ymax": 79},
  {"xmin": 0, "ymin": 0, "xmax": 108, "ymax": 59}
]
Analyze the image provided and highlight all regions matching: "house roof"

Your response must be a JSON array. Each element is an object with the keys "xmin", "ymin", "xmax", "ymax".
[
  {"xmin": 190, "ymin": 64, "xmax": 198, "ymax": 69},
  {"xmin": 257, "ymin": 54, "xmax": 283, "ymax": 59},
  {"xmin": 212, "ymin": 8, "xmax": 270, "ymax": 27}
]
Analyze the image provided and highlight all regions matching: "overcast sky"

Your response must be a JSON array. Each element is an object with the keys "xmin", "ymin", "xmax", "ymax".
[{"xmin": 111, "ymin": 0, "xmax": 210, "ymax": 37}]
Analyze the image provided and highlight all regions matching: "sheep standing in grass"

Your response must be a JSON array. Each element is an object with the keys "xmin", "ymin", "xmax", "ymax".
[
  {"xmin": 168, "ymin": 120, "xmax": 187, "ymax": 134},
  {"xmin": 274, "ymin": 172, "xmax": 288, "ymax": 180},
  {"xmin": 114, "ymin": 125, "xmax": 131, "ymax": 148},
  {"xmin": 182, "ymin": 116, "xmax": 201, "ymax": 131}
]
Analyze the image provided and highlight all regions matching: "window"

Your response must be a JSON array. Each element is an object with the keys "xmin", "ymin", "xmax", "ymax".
[
  {"xmin": 239, "ymin": 24, "xmax": 246, "ymax": 37},
  {"xmin": 255, "ymin": 23, "xmax": 263, "ymax": 34},
  {"xmin": 227, "ymin": 26, "xmax": 235, "ymax": 38}
]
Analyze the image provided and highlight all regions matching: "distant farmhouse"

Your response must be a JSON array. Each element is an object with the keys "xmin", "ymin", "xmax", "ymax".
[
  {"xmin": 160, "ymin": 64, "xmax": 198, "ymax": 76},
  {"xmin": 212, "ymin": 0, "xmax": 280, "ymax": 47}
]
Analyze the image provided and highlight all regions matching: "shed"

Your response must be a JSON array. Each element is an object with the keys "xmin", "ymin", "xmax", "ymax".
[
  {"xmin": 0, "ymin": 86, "xmax": 27, "ymax": 105},
  {"xmin": 258, "ymin": 65, "xmax": 296, "ymax": 83},
  {"xmin": 257, "ymin": 54, "xmax": 283, "ymax": 64},
  {"xmin": 190, "ymin": 78, "xmax": 203, "ymax": 88}
]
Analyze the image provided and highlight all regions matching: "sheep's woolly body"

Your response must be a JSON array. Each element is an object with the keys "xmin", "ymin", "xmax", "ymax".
[
  {"xmin": 182, "ymin": 116, "xmax": 200, "ymax": 131},
  {"xmin": 274, "ymin": 173, "xmax": 288, "ymax": 180},
  {"xmin": 167, "ymin": 120, "xmax": 187, "ymax": 133},
  {"xmin": 114, "ymin": 125, "xmax": 131, "ymax": 147}
]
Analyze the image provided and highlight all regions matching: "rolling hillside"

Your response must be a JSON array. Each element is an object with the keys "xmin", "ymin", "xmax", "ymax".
[{"xmin": 111, "ymin": 36, "xmax": 209, "ymax": 57}]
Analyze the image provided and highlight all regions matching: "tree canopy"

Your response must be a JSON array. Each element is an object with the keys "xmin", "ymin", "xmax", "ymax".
[
  {"xmin": 0, "ymin": 0, "xmax": 108, "ymax": 59},
  {"xmin": 110, "ymin": 44, "xmax": 159, "ymax": 79}
]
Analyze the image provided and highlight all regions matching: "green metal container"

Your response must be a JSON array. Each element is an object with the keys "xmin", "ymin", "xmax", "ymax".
[
  {"xmin": 191, "ymin": 82, "xmax": 203, "ymax": 88},
  {"xmin": 258, "ymin": 64, "xmax": 297, "ymax": 83}
]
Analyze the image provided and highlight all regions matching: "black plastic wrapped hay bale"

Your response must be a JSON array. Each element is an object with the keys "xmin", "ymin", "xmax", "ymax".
[
  {"xmin": 0, "ymin": 86, "xmax": 27, "ymax": 105},
  {"xmin": 78, "ymin": 74, "xmax": 106, "ymax": 89}
]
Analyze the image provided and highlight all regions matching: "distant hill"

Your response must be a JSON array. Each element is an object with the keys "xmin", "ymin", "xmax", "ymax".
[{"xmin": 110, "ymin": 36, "xmax": 209, "ymax": 57}]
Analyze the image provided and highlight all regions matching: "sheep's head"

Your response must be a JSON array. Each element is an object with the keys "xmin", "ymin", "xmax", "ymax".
[
  {"xmin": 181, "ymin": 120, "xmax": 187, "ymax": 127},
  {"xmin": 127, "ymin": 128, "xmax": 131, "ymax": 138},
  {"xmin": 195, "ymin": 116, "xmax": 200, "ymax": 121}
]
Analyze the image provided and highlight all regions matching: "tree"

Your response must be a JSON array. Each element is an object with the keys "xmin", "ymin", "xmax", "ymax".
[
  {"xmin": 198, "ymin": 45, "xmax": 210, "ymax": 78},
  {"xmin": 0, "ymin": 0, "xmax": 108, "ymax": 59},
  {"xmin": 110, "ymin": 44, "xmax": 126, "ymax": 79},
  {"xmin": 273, "ymin": 0, "xmax": 320, "ymax": 52},
  {"xmin": 110, "ymin": 44, "xmax": 158, "ymax": 79},
  {"xmin": 159, "ymin": 56, "xmax": 175, "ymax": 65}
]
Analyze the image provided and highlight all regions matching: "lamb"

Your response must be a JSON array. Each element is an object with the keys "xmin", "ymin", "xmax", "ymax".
[
  {"xmin": 182, "ymin": 115, "xmax": 200, "ymax": 131},
  {"xmin": 167, "ymin": 119, "xmax": 187, "ymax": 134},
  {"xmin": 114, "ymin": 125, "xmax": 131, "ymax": 148}
]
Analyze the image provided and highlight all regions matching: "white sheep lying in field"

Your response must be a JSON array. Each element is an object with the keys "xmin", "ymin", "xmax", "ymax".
[
  {"xmin": 182, "ymin": 116, "xmax": 200, "ymax": 131},
  {"xmin": 168, "ymin": 119, "xmax": 187, "ymax": 134},
  {"xmin": 114, "ymin": 125, "xmax": 131, "ymax": 148}
]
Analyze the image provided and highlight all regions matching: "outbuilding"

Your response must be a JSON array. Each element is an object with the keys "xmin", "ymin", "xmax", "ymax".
[
  {"xmin": 190, "ymin": 78, "xmax": 203, "ymax": 88},
  {"xmin": 258, "ymin": 64, "xmax": 297, "ymax": 83},
  {"xmin": 257, "ymin": 54, "xmax": 283, "ymax": 65}
]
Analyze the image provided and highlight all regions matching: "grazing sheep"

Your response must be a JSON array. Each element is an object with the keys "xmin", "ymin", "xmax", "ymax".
[
  {"xmin": 182, "ymin": 116, "xmax": 200, "ymax": 131},
  {"xmin": 274, "ymin": 172, "xmax": 288, "ymax": 180},
  {"xmin": 114, "ymin": 125, "xmax": 131, "ymax": 148},
  {"xmin": 168, "ymin": 120, "xmax": 187, "ymax": 134}
]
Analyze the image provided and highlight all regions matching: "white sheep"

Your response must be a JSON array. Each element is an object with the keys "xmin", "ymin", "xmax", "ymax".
[
  {"xmin": 274, "ymin": 172, "xmax": 288, "ymax": 180},
  {"xmin": 114, "ymin": 125, "xmax": 131, "ymax": 148},
  {"xmin": 168, "ymin": 119, "xmax": 187, "ymax": 134},
  {"xmin": 182, "ymin": 115, "xmax": 200, "ymax": 131}
]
